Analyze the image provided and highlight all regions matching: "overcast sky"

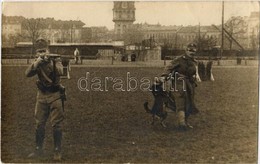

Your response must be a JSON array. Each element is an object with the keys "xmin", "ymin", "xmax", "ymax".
[{"xmin": 2, "ymin": 1, "xmax": 259, "ymax": 30}]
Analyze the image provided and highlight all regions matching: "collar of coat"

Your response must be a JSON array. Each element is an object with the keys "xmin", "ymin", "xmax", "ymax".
[{"xmin": 182, "ymin": 54, "xmax": 197, "ymax": 63}]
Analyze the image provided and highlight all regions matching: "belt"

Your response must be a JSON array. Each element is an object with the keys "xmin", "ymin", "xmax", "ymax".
[
  {"xmin": 43, "ymin": 85, "xmax": 60, "ymax": 93},
  {"xmin": 36, "ymin": 81, "xmax": 60, "ymax": 93}
]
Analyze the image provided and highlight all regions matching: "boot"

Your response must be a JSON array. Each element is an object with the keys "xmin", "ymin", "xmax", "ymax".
[
  {"xmin": 53, "ymin": 129, "xmax": 62, "ymax": 161},
  {"xmin": 28, "ymin": 128, "xmax": 45, "ymax": 158},
  {"xmin": 185, "ymin": 117, "xmax": 193, "ymax": 129},
  {"xmin": 53, "ymin": 148, "xmax": 62, "ymax": 161},
  {"xmin": 28, "ymin": 146, "xmax": 43, "ymax": 158}
]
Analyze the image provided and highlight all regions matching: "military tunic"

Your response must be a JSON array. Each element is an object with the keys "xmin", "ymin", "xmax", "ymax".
[
  {"xmin": 163, "ymin": 54, "xmax": 198, "ymax": 120},
  {"xmin": 25, "ymin": 58, "xmax": 64, "ymax": 133}
]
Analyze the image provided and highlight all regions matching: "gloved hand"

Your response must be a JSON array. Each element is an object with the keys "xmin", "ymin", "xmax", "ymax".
[
  {"xmin": 33, "ymin": 56, "xmax": 44, "ymax": 68},
  {"xmin": 159, "ymin": 76, "xmax": 167, "ymax": 83},
  {"xmin": 195, "ymin": 66, "xmax": 201, "ymax": 82},
  {"xmin": 161, "ymin": 73, "xmax": 171, "ymax": 81},
  {"xmin": 195, "ymin": 74, "xmax": 201, "ymax": 82}
]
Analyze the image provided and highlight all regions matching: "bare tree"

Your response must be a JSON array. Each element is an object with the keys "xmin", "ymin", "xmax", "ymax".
[
  {"xmin": 21, "ymin": 18, "xmax": 46, "ymax": 54},
  {"xmin": 122, "ymin": 25, "xmax": 145, "ymax": 45},
  {"xmin": 195, "ymin": 34, "xmax": 217, "ymax": 51},
  {"xmin": 9, "ymin": 34, "xmax": 22, "ymax": 47},
  {"xmin": 225, "ymin": 16, "xmax": 246, "ymax": 50}
]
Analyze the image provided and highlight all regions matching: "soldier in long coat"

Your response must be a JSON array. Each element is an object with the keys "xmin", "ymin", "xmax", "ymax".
[{"xmin": 162, "ymin": 43, "xmax": 200, "ymax": 130}]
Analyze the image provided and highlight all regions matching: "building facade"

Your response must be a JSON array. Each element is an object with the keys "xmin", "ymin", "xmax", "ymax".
[
  {"xmin": 2, "ymin": 15, "xmax": 85, "ymax": 47},
  {"xmin": 2, "ymin": 15, "xmax": 25, "ymax": 47},
  {"xmin": 139, "ymin": 23, "xmax": 221, "ymax": 50},
  {"xmin": 245, "ymin": 12, "xmax": 259, "ymax": 49},
  {"xmin": 37, "ymin": 19, "xmax": 85, "ymax": 43},
  {"xmin": 141, "ymin": 23, "xmax": 182, "ymax": 47},
  {"xmin": 2, "ymin": 15, "xmax": 24, "ymax": 38},
  {"xmin": 177, "ymin": 25, "xmax": 221, "ymax": 50},
  {"xmin": 113, "ymin": 1, "xmax": 135, "ymax": 36}
]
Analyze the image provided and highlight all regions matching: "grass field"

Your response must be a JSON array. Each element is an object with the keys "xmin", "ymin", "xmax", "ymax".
[{"xmin": 1, "ymin": 65, "xmax": 258, "ymax": 163}]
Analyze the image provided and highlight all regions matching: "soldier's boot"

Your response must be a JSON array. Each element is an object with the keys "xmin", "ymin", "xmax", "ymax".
[
  {"xmin": 191, "ymin": 91, "xmax": 200, "ymax": 115},
  {"xmin": 28, "ymin": 129, "xmax": 45, "ymax": 158},
  {"xmin": 53, "ymin": 129, "xmax": 62, "ymax": 161},
  {"xmin": 177, "ymin": 111, "xmax": 188, "ymax": 131},
  {"xmin": 185, "ymin": 117, "xmax": 193, "ymax": 129}
]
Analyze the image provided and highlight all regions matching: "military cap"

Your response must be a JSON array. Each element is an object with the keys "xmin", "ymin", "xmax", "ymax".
[
  {"xmin": 35, "ymin": 38, "xmax": 48, "ymax": 52},
  {"xmin": 186, "ymin": 43, "xmax": 197, "ymax": 52}
]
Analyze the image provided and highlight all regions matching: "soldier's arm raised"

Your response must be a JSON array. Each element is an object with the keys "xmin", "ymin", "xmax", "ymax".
[
  {"xmin": 54, "ymin": 58, "xmax": 64, "ymax": 76},
  {"xmin": 25, "ymin": 57, "xmax": 43, "ymax": 77}
]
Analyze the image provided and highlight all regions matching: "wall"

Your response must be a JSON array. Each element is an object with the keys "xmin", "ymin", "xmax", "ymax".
[{"xmin": 137, "ymin": 46, "xmax": 161, "ymax": 61}]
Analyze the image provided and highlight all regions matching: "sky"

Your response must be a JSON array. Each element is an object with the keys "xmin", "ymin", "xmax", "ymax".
[{"xmin": 2, "ymin": 1, "xmax": 259, "ymax": 30}]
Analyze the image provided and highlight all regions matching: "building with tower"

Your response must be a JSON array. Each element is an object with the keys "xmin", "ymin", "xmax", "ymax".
[{"xmin": 112, "ymin": 1, "xmax": 135, "ymax": 37}]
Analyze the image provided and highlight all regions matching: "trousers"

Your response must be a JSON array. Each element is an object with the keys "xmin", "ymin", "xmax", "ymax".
[
  {"xmin": 168, "ymin": 79, "xmax": 196, "ymax": 126},
  {"xmin": 35, "ymin": 91, "xmax": 64, "ymax": 129},
  {"xmin": 34, "ymin": 91, "xmax": 64, "ymax": 149}
]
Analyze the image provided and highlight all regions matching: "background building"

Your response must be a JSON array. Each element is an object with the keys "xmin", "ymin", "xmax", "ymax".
[
  {"xmin": 245, "ymin": 12, "xmax": 259, "ymax": 49},
  {"xmin": 113, "ymin": 1, "xmax": 135, "ymax": 38},
  {"xmin": 2, "ymin": 15, "xmax": 25, "ymax": 47},
  {"xmin": 40, "ymin": 18, "xmax": 85, "ymax": 43},
  {"xmin": 2, "ymin": 7, "xmax": 259, "ymax": 51},
  {"xmin": 141, "ymin": 23, "xmax": 182, "ymax": 47},
  {"xmin": 2, "ymin": 15, "xmax": 23, "ymax": 38}
]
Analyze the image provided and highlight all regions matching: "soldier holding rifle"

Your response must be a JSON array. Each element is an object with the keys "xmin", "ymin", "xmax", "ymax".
[{"xmin": 25, "ymin": 38, "xmax": 66, "ymax": 161}]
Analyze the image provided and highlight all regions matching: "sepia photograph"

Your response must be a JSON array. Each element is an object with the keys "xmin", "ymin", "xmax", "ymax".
[{"xmin": 1, "ymin": 1, "xmax": 259, "ymax": 163}]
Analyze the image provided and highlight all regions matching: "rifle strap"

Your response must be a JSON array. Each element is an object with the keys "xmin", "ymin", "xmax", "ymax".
[
  {"xmin": 52, "ymin": 59, "xmax": 56, "ymax": 84},
  {"xmin": 39, "ymin": 67, "xmax": 53, "ymax": 83}
]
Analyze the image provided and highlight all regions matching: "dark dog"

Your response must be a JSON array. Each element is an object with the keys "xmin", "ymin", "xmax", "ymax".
[
  {"xmin": 144, "ymin": 101, "xmax": 168, "ymax": 127},
  {"xmin": 144, "ymin": 83, "xmax": 174, "ymax": 128}
]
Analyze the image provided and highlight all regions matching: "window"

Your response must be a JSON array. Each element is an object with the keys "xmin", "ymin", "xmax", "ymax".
[{"xmin": 122, "ymin": 2, "xmax": 127, "ymax": 8}]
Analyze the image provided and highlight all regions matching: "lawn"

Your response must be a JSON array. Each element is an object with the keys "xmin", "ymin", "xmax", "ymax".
[{"xmin": 1, "ymin": 65, "xmax": 258, "ymax": 163}]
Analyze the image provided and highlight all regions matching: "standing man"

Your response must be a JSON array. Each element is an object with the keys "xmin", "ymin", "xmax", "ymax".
[
  {"xmin": 74, "ymin": 48, "xmax": 80, "ymax": 64},
  {"xmin": 25, "ymin": 38, "xmax": 65, "ymax": 161},
  {"xmin": 161, "ymin": 43, "xmax": 200, "ymax": 131}
]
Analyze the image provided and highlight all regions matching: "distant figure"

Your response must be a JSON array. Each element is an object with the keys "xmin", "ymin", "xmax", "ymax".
[
  {"xmin": 131, "ymin": 54, "xmax": 136, "ymax": 62},
  {"xmin": 61, "ymin": 58, "xmax": 71, "ymax": 79},
  {"xmin": 121, "ymin": 54, "xmax": 127, "ymax": 62},
  {"xmin": 74, "ymin": 48, "xmax": 80, "ymax": 64},
  {"xmin": 236, "ymin": 50, "xmax": 242, "ymax": 65}
]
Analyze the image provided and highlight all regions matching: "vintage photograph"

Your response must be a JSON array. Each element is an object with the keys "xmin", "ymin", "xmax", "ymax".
[{"xmin": 1, "ymin": 1, "xmax": 259, "ymax": 163}]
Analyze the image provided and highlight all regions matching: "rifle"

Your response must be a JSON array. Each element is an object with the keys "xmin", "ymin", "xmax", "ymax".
[
  {"xmin": 59, "ymin": 85, "xmax": 67, "ymax": 112},
  {"xmin": 46, "ymin": 54, "xmax": 61, "ymax": 60}
]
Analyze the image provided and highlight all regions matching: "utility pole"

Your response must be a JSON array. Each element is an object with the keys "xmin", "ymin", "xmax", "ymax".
[
  {"xmin": 221, "ymin": 1, "xmax": 224, "ymax": 59},
  {"xmin": 198, "ymin": 22, "xmax": 201, "ymax": 52},
  {"xmin": 70, "ymin": 25, "xmax": 73, "ymax": 43},
  {"xmin": 259, "ymin": 2, "xmax": 260, "ymax": 52}
]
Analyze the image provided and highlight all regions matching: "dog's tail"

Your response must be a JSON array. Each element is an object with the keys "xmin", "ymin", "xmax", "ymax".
[{"xmin": 144, "ymin": 101, "xmax": 152, "ymax": 114}]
